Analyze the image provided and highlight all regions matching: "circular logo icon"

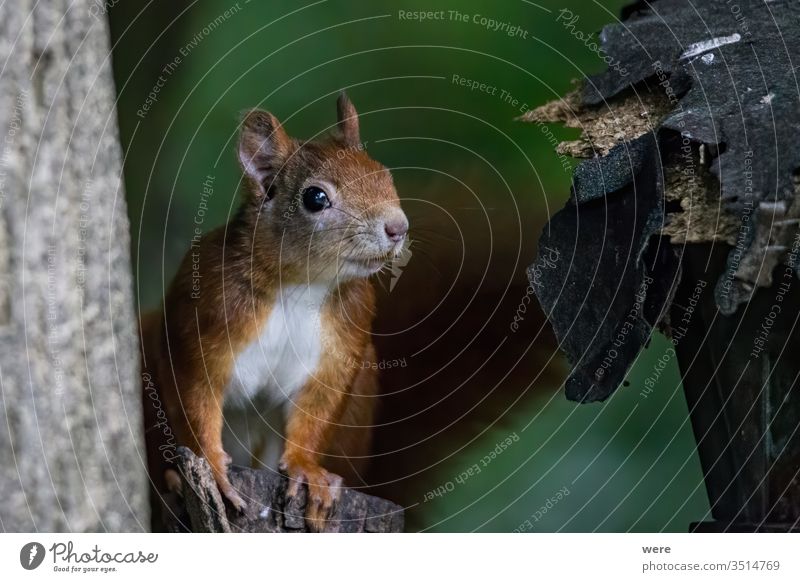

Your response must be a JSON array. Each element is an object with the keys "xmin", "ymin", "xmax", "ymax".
[{"xmin": 20, "ymin": 542, "xmax": 46, "ymax": 570}]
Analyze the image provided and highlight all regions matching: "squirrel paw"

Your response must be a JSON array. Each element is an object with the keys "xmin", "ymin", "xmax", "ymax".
[
  {"xmin": 164, "ymin": 468, "xmax": 183, "ymax": 496},
  {"xmin": 219, "ymin": 481, "xmax": 247, "ymax": 512},
  {"xmin": 280, "ymin": 458, "xmax": 343, "ymax": 532},
  {"xmin": 209, "ymin": 451, "xmax": 247, "ymax": 512}
]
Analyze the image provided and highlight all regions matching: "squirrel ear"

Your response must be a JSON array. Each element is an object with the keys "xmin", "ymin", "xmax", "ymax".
[
  {"xmin": 336, "ymin": 92, "xmax": 360, "ymax": 147},
  {"xmin": 238, "ymin": 109, "xmax": 290, "ymax": 197}
]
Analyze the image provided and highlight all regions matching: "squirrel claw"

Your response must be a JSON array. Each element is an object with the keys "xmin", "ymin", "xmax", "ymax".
[
  {"xmin": 281, "ymin": 459, "xmax": 343, "ymax": 532},
  {"xmin": 210, "ymin": 452, "xmax": 246, "ymax": 512},
  {"xmin": 219, "ymin": 483, "xmax": 247, "ymax": 512}
]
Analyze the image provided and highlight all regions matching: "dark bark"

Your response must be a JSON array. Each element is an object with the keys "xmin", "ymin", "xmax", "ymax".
[{"xmin": 524, "ymin": 0, "xmax": 800, "ymax": 531}]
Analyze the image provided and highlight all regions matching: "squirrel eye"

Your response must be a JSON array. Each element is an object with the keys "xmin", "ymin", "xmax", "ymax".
[{"xmin": 301, "ymin": 186, "xmax": 330, "ymax": 212}]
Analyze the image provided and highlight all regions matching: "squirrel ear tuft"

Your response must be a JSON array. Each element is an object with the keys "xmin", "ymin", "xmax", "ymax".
[
  {"xmin": 238, "ymin": 109, "xmax": 290, "ymax": 197},
  {"xmin": 336, "ymin": 92, "xmax": 360, "ymax": 147}
]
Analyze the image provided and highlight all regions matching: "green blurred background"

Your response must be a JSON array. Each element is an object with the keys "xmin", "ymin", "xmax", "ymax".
[{"xmin": 109, "ymin": 0, "xmax": 709, "ymax": 531}]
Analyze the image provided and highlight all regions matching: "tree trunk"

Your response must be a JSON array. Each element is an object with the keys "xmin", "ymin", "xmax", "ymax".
[{"xmin": 0, "ymin": 1, "xmax": 147, "ymax": 531}]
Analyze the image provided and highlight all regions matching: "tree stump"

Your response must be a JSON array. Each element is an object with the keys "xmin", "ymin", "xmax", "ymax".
[{"xmin": 161, "ymin": 447, "xmax": 404, "ymax": 533}]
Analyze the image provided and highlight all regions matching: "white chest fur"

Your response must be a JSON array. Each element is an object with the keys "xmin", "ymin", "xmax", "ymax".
[{"xmin": 225, "ymin": 284, "xmax": 328, "ymax": 409}]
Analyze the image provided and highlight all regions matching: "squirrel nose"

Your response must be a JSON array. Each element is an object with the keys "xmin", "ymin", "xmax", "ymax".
[{"xmin": 384, "ymin": 215, "xmax": 408, "ymax": 243}]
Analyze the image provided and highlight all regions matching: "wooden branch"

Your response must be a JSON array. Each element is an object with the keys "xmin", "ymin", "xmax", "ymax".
[{"xmin": 163, "ymin": 447, "xmax": 404, "ymax": 533}]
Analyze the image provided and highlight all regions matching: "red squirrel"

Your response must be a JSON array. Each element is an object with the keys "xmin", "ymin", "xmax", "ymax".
[{"xmin": 141, "ymin": 93, "xmax": 408, "ymax": 530}]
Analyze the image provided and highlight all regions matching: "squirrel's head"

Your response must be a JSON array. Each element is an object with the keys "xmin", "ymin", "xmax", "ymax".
[{"xmin": 237, "ymin": 93, "xmax": 408, "ymax": 283}]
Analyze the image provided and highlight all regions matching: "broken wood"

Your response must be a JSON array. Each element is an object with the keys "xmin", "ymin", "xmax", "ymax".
[{"xmin": 524, "ymin": 0, "xmax": 800, "ymax": 531}]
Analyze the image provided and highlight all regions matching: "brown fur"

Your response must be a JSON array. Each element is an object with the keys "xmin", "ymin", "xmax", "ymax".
[{"xmin": 141, "ymin": 93, "xmax": 406, "ymax": 530}]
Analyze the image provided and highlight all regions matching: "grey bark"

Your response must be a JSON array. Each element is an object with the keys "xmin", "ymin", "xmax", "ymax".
[
  {"xmin": 166, "ymin": 448, "xmax": 404, "ymax": 533},
  {"xmin": 0, "ymin": 1, "xmax": 148, "ymax": 531}
]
